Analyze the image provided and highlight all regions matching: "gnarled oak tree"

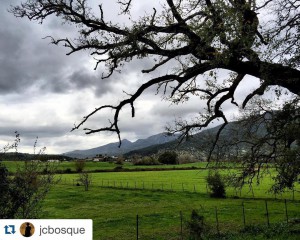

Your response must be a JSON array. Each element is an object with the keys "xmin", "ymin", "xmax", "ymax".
[{"xmin": 11, "ymin": 0, "xmax": 299, "ymax": 190}]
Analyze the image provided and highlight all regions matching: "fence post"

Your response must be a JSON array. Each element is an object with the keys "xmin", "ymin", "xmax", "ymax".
[
  {"xmin": 180, "ymin": 211, "xmax": 183, "ymax": 240},
  {"xmin": 136, "ymin": 214, "xmax": 139, "ymax": 240},
  {"xmin": 242, "ymin": 202, "xmax": 246, "ymax": 228},
  {"xmin": 265, "ymin": 200, "xmax": 270, "ymax": 227},
  {"xmin": 284, "ymin": 199, "xmax": 288, "ymax": 224},
  {"xmin": 215, "ymin": 207, "xmax": 220, "ymax": 235}
]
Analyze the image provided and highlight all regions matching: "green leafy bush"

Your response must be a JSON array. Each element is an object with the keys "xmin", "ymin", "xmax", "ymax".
[
  {"xmin": 133, "ymin": 156, "xmax": 160, "ymax": 165},
  {"xmin": 206, "ymin": 171, "xmax": 226, "ymax": 198},
  {"xmin": 187, "ymin": 210, "xmax": 208, "ymax": 240},
  {"xmin": 158, "ymin": 151, "xmax": 178, "ymax": 164}
]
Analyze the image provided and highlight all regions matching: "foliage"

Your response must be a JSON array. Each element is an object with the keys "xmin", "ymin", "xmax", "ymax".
[
  {"xmin": 133, "ymin": 156, "xmax": 160, "ymax": 165},
  {"xmin": 0, "ymin": 161, "xmax": 58, "ymax": 218},
  {"xmin": 178, "ymin": 153, "xmax": 197, "ymax": 164},
  {"xmin": 0, "ymin": 162, "xmax": 11, "ymax": 218},
  {"xmin": 0, "ymin": 133, "xmax": 59, "ymax": 219},
  {"xmin": 115, "ymin": 156, "xmax": 124, "ymax": 165},
  {"xmin": 74, "ymin": 160, "xmax": 86, "ymax": 172},
  {"xmin": 78, "ymin": 171, "xmax": 92, "ymax": 191},
  {"xmin": 217, "ymin": 98, "xmax": 300, "ymax": 191},
  {"xmin": 206, "ymin": 171, "xmax": 226, "ymax": 198},
  {"xmin": 187, "ymin": 209, "xmax": 209, "ymax": 240},
  {"xmin": 158, "ymin": 151, "xmax": 178, "ymax": 164}
]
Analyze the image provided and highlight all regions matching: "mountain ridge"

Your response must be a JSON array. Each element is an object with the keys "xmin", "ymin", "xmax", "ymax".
[{"xmin": 62, "ymin": 132, "xmax": 179, "ymax": 158}]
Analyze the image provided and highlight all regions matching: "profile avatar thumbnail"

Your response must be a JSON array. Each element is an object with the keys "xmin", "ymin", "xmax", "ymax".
[{"xmin": 20, "ymin": 222, "xmax": 35, "ymax": 237}]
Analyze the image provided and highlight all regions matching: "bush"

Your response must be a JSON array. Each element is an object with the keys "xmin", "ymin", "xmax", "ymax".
[
  {"xmin": 187, "ymin": 210, "xmax": 208, "ymax": 240},
  {"xmin": 78, "ymin": 171, "xmax": 92, "ymax": 191},
  {"xmin": 158, "ymin": 151, "xmax": 178, "ymax": 164},
  {"xmin": 206, "ymin": 171, "xmax": 226, "ymax": 198},
  {"xmin": 115, "ymin": 157, "xmax": 124, "ymax": 165},
  {"xmin": 64, "ymin": 168, "xmax": 72, "ymax": 173},
  {"xmin": 178, "ymin": 153, "xmax": 197, "ymax": 164},
  {"xmin": 74, "ymin": 160, "xmax": 86, "ymax": 173},
  {"xmin": 133, "ymin": 156, "xmax": 160, "ymax": 165},
  {"xmin": 114, "ymin": 166, "xmax": 123, "ymax": 171}
]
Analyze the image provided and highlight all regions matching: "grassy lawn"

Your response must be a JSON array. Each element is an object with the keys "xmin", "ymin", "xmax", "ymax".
[
  {"xmin": 1, "ymin": 160, "xmax": 234, "ymax": 173},
  {"xmin": 42, "ymin": 170, "xmax": 300, "ymax": 239},
  {"xmin": 63, "ymin": 169, "xmax": 299, "ymax": 200},
  {"xmin": 2, "ymin": 161, "xmax": 299, "ymax": 239}
]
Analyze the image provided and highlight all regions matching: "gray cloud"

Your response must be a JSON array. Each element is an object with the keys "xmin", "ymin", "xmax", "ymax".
[
  {"xmin": 0, "ymin": 0, "xmax": 108, "ymax": 96},
  {"xmin": 0, "ymin": 124, "xmax": 70, "ymax": 139}
]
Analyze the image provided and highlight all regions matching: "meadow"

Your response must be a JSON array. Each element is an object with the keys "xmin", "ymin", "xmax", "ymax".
[{"xmin": 2, "ymin": 161, "xmax": 300, "ymax": 239}]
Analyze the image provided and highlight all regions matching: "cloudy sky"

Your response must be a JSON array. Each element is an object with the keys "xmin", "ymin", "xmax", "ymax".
[{"xmin": 0, "ymin": 0, "xmax": 277, "ymax": 154}]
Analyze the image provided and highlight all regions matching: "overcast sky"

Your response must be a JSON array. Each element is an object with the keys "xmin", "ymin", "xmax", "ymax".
[{"xmin": 0, "ymin": 0, "xmax": 281, "ymax": 154}]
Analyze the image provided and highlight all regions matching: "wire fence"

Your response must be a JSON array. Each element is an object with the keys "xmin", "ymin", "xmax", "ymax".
[
  {"xmin": 132, "ymin": 201, "xmax": 300, "ymax": 240},
  {"xmin": 62, "ymin": 177, "xmax": 300, "ymax": 201},
  {"xmin": 58, "ymin": 177, "xmax": 300, "ymax": 239}
]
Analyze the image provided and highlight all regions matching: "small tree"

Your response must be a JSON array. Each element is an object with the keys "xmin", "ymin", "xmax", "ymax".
[
  {"xmin": 11, "ymin": 161, "xmax": 58, "ymax": 218},
  {"xmin": 75, "ymin": 160, "xmax": 86, "ymax": 173},
  {"xmin": 158, "ymin": 151, "xmax": 178, "ymax": 164},
  {"xmin": 78, "ymin": 171, "xmax": 92, "ymax": 191},
  {"xmin": 206, "ymin": 171, "xmax": 226, "ymax": 198},
  {"xmin": 0, "ymin": 162, "xmax": 11, "ymax": 218},
  {"xmin": 0, "ymin": 133, "xmax": 59, "ymax": 219}
]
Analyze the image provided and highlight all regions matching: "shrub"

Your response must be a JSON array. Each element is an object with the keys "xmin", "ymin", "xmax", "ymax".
[
  {"xmin": 158, "ymin": 151, "xmax": 178, "ymax": 164},
  {"xmin": 74, "ymin": 160, "xmax": 86, "ymax": 173},
  {"xmin": 115, "ymin": 157, "xmax": 124, "ymax": 165},
  {"xmin": 178, "ymin": 153, "xmax": 197, "ymax": 164},
  {"xmin": 206, "ymin": 171, "xmax": 226, "ymax": 198},
  {"xmin": 133, "ymin": 156, "xmax": 160, "ymax": 165},
  {"xmin": 64, "ymin": 168, "xmax": 72, "ymax": 173},
  {"xmin": 114, "ymin": 166, "xmax": 123, "ymax": 171},
  {"xmin": 187, "ymin": 210, "xmax": 208, "ymax": 240},
  {"xmin": 78, "ymin": 171, "xmax": 92, "ymax": 191}
]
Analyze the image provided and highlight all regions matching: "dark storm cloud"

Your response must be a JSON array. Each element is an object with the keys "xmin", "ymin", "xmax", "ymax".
[
  {"xmin": 0, "ymin": 0, "xmax": 118, "ymax": 97},
  {"xmin": 0, "ymin": 124, "xmax": 70, "ymax": 142},
  {"xmin": 69, "ymin": 70, "xmax": 113, "ymax": 96}
]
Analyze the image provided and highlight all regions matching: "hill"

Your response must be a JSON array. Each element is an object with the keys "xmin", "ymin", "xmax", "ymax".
[
  {"xmin": 62, "ymin": 132, "xmax": 179, "ymax": 158},
  {"xmin": 124, "ymin": 120, "xmax": 259, "ymax": 158}
]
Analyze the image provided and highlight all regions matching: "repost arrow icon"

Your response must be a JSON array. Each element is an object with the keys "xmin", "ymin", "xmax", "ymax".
[
  {"xmin": 4, "ymin": 225, "xmax": 16, "ymax": 234},
  {"xmin": 9, "ymin": 225, "xmax": 16, "ymax": 234},
  {"xmin": 4, "ymin": 225, "xmax": 11, "ymax": 234}
]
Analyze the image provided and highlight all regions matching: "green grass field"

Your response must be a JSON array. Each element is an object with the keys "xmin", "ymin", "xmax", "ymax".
[
  {"xmin": 48, "ymin": 170, "xmax": 299, "ymax": 239},
  {"xmin": 2, "ymin": 161, "xmax": 300, "ymax": 239},
  {"xmin": 2, "ymin": 160, "xmax": 213, "ymax": 172}
]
